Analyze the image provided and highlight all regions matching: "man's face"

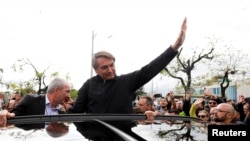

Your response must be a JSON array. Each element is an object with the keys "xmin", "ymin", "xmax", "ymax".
[
  {"xmin": 56, "ymin": 84, "xmax": 71, "ymax": 105},
  {"xmin": 176, "ymin": 102, "xmax": 183, "ymax": 110},
  {"xmin": 137, "ymin": 98, "xmax": 151, "ymax": 113},
  {"xmin": 243, "ymin": 103, "xmax": 249, "ymax": 115},
  {"xmin": 208, "ymin": 100, "xmax": 217, "ymax": 108},
  {"xmin": 15, "ymin": 94, "xmax": 22, "ymax": 101},
  {"xmin": 159, "ymin": 98, "xmax": 168, "ymax": 107},
  {"xmin": 209, "ymin": 107, "xmax": 216, "ymax": 121},
  {"xmin": 214, "ymin": 105, "xmax": 231, "ymax": 122},
  {"xmin": 95, "ymin": 57, "xmax": 116, "ymax": 80}
]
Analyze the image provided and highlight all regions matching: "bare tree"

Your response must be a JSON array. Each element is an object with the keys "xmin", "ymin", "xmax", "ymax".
[
  {"xmin": 208, "ymin": 41, "xmax": 250, "ymax": 99},
  {"xmin": 162, "ymin": 47, "xmax": 214, "ymax": 93}
]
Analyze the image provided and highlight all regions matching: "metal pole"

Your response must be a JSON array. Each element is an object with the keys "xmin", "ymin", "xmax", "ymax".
[{"xmin": 91, "ymin": 31, "xmax": 94, "ymax": 77}]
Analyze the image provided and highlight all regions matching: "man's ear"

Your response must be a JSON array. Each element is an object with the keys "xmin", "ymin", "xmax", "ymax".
[{"xmin": 227, "ymin": 112, "xmax": 234, "ymax": 118}]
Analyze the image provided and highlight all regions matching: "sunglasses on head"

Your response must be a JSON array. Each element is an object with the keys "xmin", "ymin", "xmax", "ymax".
[
  {"xmin": 198, "ymin": 115, "xmax": 206, "ymax": 118},
  {"xmin": 208, "ymin": 101, "xmax": 217, "ymax": 105}
]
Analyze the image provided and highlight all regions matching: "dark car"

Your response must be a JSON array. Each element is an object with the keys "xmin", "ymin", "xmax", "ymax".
[{"xmin": 1, "ymin": 114, "xmax": 208, "ymax": 141}]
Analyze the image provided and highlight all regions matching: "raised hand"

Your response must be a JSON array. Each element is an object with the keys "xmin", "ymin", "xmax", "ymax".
[
  {"xmin": 194, "ymin": 98, "xmax": 204, "ymax": 106},
  {"xmin": 238, "ymin": 94, "xmax": 246, "ymax": 104},
  {"xmin": 204, "ymin": 88, "xmax": 213, "ymax": 97},
  {"xmin": 172, "ymin": 17, "xmax": 187, "ymax": 51}
]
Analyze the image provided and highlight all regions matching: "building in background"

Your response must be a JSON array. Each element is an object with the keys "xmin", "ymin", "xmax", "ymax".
[{"xmin": 195, "ymin": 79, "xmax": 250, "ymax": 102}]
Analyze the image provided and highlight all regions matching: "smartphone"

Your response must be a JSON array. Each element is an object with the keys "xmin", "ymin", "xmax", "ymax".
[{"xmin": 154, "ymin": 93, "xmax": 162, "ymax": 98}]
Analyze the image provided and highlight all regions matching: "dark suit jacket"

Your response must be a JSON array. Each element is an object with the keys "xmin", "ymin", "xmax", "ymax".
[{"xmin": 10, "ymin": 94, "xmax": 65, "ymax": 130}]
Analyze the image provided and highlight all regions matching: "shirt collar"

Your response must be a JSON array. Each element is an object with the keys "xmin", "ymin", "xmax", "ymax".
[{"xmin": 45, "ymin": 94, "xmax": 60, "ymax": 110}]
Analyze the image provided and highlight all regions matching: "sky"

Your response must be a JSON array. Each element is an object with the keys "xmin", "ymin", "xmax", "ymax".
[{"xmin": 0, "ymin": 0, "xmax": 250, "ymax": 94}]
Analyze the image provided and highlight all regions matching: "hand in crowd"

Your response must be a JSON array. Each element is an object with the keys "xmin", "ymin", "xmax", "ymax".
[
  {"xmin": 194, "ymin": 98, "xmax": 204, "ymax": 106},
  {"xmin": 204, "ymin": 88, "xmax": 217, "ymax": 99},
  {"xmin": 238, "ymin": 95, "xmax": 246, "ymax": 104},
  {"xmin": 169, "ymin": 91, "xmax": 175, "ymax": 100},
  {"xmin": 0, "ymin": 110, "xmax": 15, "ymax": 129},
  {"xmin": 204, "ymin": 88, "xmax": 213, "ymax": 97},
  {"xmin": 144, "ymin": 110, "xmax": 158, "ymax": 121}
]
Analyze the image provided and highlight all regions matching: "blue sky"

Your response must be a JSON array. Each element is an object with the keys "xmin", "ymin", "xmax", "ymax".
[{"xmin": 0, "ymin": 0, "xmax": 250, "ymax": 94}]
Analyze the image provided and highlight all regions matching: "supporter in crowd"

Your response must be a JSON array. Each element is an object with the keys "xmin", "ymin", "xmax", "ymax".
[
  {"xmin": 189, "ymin": 98, "xmax": 205, "ymax": 118},
  {"xmin": 237, "ymin": 94, "xmax": 248, "ymax": 122},
  {"xmin": 155, "ymin": 97, "xmax": 170, "ymax": 115},
  {"xmin": 212, "ymin": 103, "xmax": 235, "ymax": 124},
  {"xmin": 243, "ymin": 99, "xmax": 250, "ymax": 125},
  {"xmin": 151, "ymin": 93, "xmax": 163, "ymax": 108},
  {"xmin": 133, "ymin": 96, "xmax": 159, "ymax": 125},
  {"xmin": 203, "ymin": 88, "xmax": 224, "ymax": 113},
  {"xmin": 181, "ymin": 90, "xmax": 192, "ymax": 116},
  {"xmin": 7, "ymin": 92, "xmax": 22, "ymax": 111},
  {"xmin": 165, "ymin": 91, "xmax": 177, "ymax": 110},
  {"xmin": 175, "ymin": 99, "xmax": 184, "ymax": 115},
  {"xmin": 134, "ymin": 96, "xmax": 156, "ymax": 114},
  {"xmin": 155, "ymin": 91, "xmax": 177, "ymax": 115},
  {"xmin": 197, "ymin": 110, "xmax": 210, "ymax": 122},
  {"xmin": 209, "ymin": 107, "xmax": 217, "ymax": 122}
]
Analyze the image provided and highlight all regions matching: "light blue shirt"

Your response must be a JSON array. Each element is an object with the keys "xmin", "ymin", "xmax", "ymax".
[
  {"xmin": 45, "ymin": 94, "xmax": 60, "ymax": 115},
  {"xmin": 45, "ymin": 94, "xmax": 60, "ymax": 128}
]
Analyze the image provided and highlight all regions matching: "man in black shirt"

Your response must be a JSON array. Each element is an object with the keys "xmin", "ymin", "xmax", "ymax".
[{"xmin": 69, "ymin": 17, "xmax": 187, "ymax": 141}]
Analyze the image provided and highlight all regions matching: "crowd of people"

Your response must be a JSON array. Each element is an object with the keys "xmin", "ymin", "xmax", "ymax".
[
  {"xmin": 0, "ymin": 92, "xmax": 23, "ymax": 112},
  {"xmin": 0, "ymin": 17, "xmax": 249, "ymax": 141},
  {"xmin": 135, "ymin": 89, "xmax": 250, "ymax": 126}
]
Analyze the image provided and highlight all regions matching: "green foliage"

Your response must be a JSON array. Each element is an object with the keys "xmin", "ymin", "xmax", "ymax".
[
  {"xmin": 9, "ymin": 58, "xmax": 72, "ymax": 95},
  {"xmin": 70, "ymin": 89, "xmax": 78, "ymax": 100},
  {"xmin": 50, "ymin": 72, "xmax": 59, "ymax": 77},
  {"xmin": 8, "ymin": 81, "xmax": 36, "ymax": 95}
]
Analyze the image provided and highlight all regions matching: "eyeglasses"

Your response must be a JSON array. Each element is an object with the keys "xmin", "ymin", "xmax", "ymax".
[
  {"xmin": 198, "ymin": 115, "xmax": 207, "ymax": 118},
  {"xmin": 216, "ymin": 108, "xmax": 230, "ymax": 113},
  {"xmin": 208, "ymin": 102, "xmax": 217, "ymax": 105}
]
